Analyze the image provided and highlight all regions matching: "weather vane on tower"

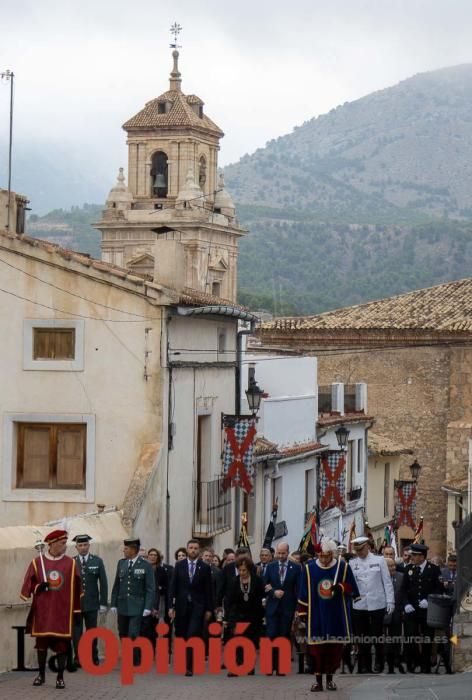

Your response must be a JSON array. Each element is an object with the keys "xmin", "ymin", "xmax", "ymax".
[{"xmin": 169, "ymin": 22, "xmax": 182, "ymax": 49}]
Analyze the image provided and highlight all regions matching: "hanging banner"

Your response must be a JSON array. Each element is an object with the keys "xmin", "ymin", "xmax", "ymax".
[
  {"xmin": 394, "ymin": 480, "xmax": 417, "ymax": 528},
  {"xmin": 222, "ymin": 415, "xmax": 257, "ymax": 494},
  {"xmin": 319, "ymin": 451, "xmax": 346, "ymax": 512}
]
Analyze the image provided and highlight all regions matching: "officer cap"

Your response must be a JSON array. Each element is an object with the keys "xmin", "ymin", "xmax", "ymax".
[
  {"xmin": 351, "ymin": 536, "xmax": 370, "ymax": 550},
  {"xmin": 72, "ymin": 534, "xmax": 92, "ymax": 543},
  {"xmin": 124, "ymin": 538, "xmax": 140, "ymax": 548},
  {"xmin": 410, "ymin": 543, "xmax": 428, "ymax": 555}
]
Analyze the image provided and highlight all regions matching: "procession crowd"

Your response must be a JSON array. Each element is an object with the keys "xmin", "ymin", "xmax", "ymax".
[{"xmin": 20, "ymin": 529, "xmax": 457, "ymax": 692}]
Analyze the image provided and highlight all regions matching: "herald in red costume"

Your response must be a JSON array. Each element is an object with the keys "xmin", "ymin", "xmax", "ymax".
[{"xmin": 21, "ymin": 554, "xmax": 82, "ymax": 639}]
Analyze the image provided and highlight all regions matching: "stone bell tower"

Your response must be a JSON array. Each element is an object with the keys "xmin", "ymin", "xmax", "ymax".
[{"xmin": 94, "ymin": 43, "xmax": 246, "ymax": 303}]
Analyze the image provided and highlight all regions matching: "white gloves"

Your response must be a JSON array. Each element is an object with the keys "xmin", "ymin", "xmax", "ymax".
[
  {"xmin": 99, "ymin": 606, "xmax": 107, "ymax": 613},
  {"xmin": 404, "ymin": 604, "xmax": 415, "ymax": 614},
  {"xmin": 419, "ymin": 599, "xmax": 428, "ymax": 609},
  {"xmin": 142, "ymin": 609, "xmax": 151, "ymax": 617},
  {"xmin": 111, "ymin": 607, "xmax": 117, "ymax": 614},
  {"xmin": 386, "ymin": 604, "xmax": 395, "ymax": 615}
]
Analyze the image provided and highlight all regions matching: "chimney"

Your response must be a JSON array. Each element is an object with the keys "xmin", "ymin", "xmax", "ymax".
[{"xmin": 153, "ymin": 238, "xmax": 186, "ymax": 291}]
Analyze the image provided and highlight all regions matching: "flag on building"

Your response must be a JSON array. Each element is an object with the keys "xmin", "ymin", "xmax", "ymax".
[
  {"xmin": 222, "ymin": 415, "xmax": 257, "ymax": 493},
  {"xmin": 394, "ymin": 480, "xmax": 417, "ymax": 529},
  {"xmin": 319, "ymin": 451, "xmax": 346, "ymax": 512}
]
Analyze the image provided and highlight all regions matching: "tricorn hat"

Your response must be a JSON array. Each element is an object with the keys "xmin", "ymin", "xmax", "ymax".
[
  {"xmin": 124, "ymin": 538, "xmax": 140, "ymax": 548},
  {"xmin": 72, "ymin": 534, "xmax": 92, "ymax": 544}
]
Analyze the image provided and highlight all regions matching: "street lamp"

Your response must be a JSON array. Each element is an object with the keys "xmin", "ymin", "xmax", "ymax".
[
  {"xmin": 245, "ymin": 363, "xmax": 265, "ymax": 415},
  {"xmin": 409, "ymin": 459, "xmax": 422, "ymax": 481},
  {"xmin": 1, "ymin": 69, "xmax": 14, "ymax": 232},
  {"xmin": 335, "ymin": 424, "xmax": 350, "ymax": 451}
]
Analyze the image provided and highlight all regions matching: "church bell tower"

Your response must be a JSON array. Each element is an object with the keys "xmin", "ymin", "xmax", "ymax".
[{"xmin": 95, "ymin": 29, "xmax": 246, "ymax": 303}]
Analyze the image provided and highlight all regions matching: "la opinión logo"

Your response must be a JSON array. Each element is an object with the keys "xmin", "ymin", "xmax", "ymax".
[{"xmin": 78, "ymin": 622, "xmax": 292, "ymax": 684}]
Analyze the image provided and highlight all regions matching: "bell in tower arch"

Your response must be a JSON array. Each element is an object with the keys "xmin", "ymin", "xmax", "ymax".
[{"xmin": 151, "ymin": 151, "xmax": 168, "ymax": 198}]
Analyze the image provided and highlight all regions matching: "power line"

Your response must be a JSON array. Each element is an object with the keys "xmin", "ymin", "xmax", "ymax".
[{"xmin": 0, "ymin": 252, "xmax": 159, "ymax": 319}]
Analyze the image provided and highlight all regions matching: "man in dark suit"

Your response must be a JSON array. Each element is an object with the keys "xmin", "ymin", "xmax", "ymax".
[
  {"xmin": 401, "ymin": 542, "xmax": 442, "ymax": 673},
  {"xmin": 110, "ymin": 537, "xmax": 155, "ymax": 662},
  {"xmin": 72, "ymin": 534, "xmax": 108, "ymax": 666},
  {"xmin": 256, "ymin": 547, "xmax": 273, "ymax": 577},
  {"xmin": 169, "ymin": 539, "xmax": 214, "ymax": 676},
  {"xmin": 264, "ymin": 541, "xmax": 300, "ymax": 675}
]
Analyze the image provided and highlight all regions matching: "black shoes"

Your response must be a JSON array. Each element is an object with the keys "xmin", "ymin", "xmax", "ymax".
[{"xmin": 32, "ymin": 675, "xmax": 45, "ymax": 686}]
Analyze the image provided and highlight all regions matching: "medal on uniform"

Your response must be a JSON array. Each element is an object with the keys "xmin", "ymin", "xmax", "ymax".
[{"xmin": 240, "ymin": 579, "xmax": 250, "ymax": 602}]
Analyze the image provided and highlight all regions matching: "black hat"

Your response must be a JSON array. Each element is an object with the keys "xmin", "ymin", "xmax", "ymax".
[
  {"xmin": 410, "ymin": 543, "xmax": 428, "ymax": 555},
  {"xmin": 72, "ymin": 534, "xmax": 92, "ymax": 543},
  {"xmin": 124, "ymin": 538, "xmax": 140, "ymax": 548}
]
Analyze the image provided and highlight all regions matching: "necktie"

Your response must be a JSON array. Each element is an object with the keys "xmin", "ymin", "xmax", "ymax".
[
  {"xmin": 190, "ymin": 561, "xmax": 195, "ymax": 581},
  {"xmin": 81, "ymin": 557, "xmax": 86, "ymax": 567},
  {"xmin": 280, "ymin": 562, "xmax": 286, "ymax": 583},
  {"xmin": 128, "ymin": 560, "xmax": 133, "ymax": 571}
]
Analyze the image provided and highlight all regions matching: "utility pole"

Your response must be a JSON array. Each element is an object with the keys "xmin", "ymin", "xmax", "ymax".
[{"xmin": 1, "ymin": 69, "xmax": 14, "ymax": 231}]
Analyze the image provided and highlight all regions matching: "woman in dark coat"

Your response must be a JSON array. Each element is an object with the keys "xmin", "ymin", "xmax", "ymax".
[{"xmin": 225, "ymin": 555, "xmax": 264, "ymax": 676}]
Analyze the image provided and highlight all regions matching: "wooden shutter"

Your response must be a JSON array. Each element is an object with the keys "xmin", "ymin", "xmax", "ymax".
[
  {"xmin": 18, "ymin": 425, "xmax": 52, "ymax": 487},
  {"xmin": 33, "ymin": 328, "xmax": 75, "ymax": 360},
  {"xmin": 56, "ymin": 425, "xmax": 86, "ymax": 488}
]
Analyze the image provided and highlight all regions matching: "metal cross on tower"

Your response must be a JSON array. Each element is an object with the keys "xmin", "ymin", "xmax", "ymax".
[{"xmin": 169, "ymin": 22, "xmax": 182, "ymax": 48}]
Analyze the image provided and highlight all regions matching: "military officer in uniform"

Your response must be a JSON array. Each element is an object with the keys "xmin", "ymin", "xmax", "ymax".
[
  {"xmin": 349, "ymin": 536, "xmax": 395, "ymax": 673},
  {"xmin": 401, "ymin": 542, "xmax": 442, "ymax": 673},
  {"xmin": 72, "ymin": 534, "xmax": 108, "ymax": 666},
  {"xmin": 111, "ymin": 538, "xmax": 155, "ymax": 660}
]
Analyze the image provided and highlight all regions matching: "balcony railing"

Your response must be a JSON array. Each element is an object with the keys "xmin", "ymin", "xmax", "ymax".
[
  {"xmin": 193, "ymin": 477, "xmax": 232, "ymax": 538},
  {"xmin": 318, "ymin": 385, "xmax": 332, "ymax": 414}
]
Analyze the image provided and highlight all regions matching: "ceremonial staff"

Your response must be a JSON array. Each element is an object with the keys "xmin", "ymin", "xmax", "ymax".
[{"xmin": 34, "ymin": 539, "xmax": 47, "ymax": 584}]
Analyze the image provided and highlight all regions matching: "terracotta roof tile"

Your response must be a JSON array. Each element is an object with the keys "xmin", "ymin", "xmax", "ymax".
[
  {"xmin": 278, "ymin": 441, "xmax": 325, "ymax": 457},
  {"xmin": 368, "ymin": 432, "xmax": 413, "ymax": 457},
  {"xmin": 179, "ymin": 287, "xmax": 249, "ymax": 311},
  {"xmin": 254, "ymin": 437, "xmax": 278, "ymax": 456},
  {"xmin": 123, "ymin": 90, "xmax": 223, "ymax": 136},
  {"xmin": 317, "ymin": 412, "xmax": 374, "ymax": 427},
  {"xmin": 260, "ymin": 278, "xmax": 472, "ymax": 335}
]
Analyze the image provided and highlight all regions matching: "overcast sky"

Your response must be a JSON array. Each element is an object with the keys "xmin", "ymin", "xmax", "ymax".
[{"xmin": 2, "ymin": 0, "xmax": 472, "ymax": 182}]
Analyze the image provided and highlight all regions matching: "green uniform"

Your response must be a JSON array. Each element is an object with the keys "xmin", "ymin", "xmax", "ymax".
[
  {"xmin": 111, "ymin": 556, "xmax": 155, "ymax": 640},
  {"xmin": 73, "ymin": 553, "xmax": 108, "ymax": 664}
]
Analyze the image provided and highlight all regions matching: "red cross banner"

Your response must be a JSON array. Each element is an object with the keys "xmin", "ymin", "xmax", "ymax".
[
  {"xmin": 319, "ymin": 451, "xmax": 346, "ymax": 512},
  {"xmin": 394, "ymin": 480, "xmax": 417, "ymax": 529},
  {"xmin": 222, "ymin": 415, "xmax": 257, "ymax": 494}
]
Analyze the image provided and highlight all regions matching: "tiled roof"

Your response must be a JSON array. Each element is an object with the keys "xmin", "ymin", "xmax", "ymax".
[
  {"xmin": 441, "ymin": 475, "xmax": 468, "ymax": 494},
  {"xmin": 254, "ymin": 437, "xmax": 278, "ymax": 457},
  {"xmin": 368, "ymin": 432, "xmax": 413, "ymax": 457},
  {"xmin": 317, "ymin": 412, "xmax": 374, "ymax": 427},
  {"xmin": 123, "ymin": 90, "xmax": 223, "ymax": 136},
  {"xmin": 179, "ymin": 287, "xmax": 249, "ymax": 312},
  {"xmin": 260, "ymin": 278, "xmax": 472, "ymax": 334},
  {"xmin": 278, "ymin": 441, "xmax": 325, "ymax": 457},
  {"xmin": 0, "ymin": 229, "xmax": 248, "ymax": 314}
]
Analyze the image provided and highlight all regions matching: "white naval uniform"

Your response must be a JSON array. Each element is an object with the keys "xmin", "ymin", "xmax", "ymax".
[{"xmin": 349, "ymin": 552, "xmax": 394, "ymax": 611}]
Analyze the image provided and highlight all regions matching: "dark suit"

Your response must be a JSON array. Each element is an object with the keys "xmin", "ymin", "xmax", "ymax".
[
  {"xmin": 73, "ymin": 553, "xmax": 108, "ymax": 664},
  {"xmin": 384, "ymin": 570, "xmax": 405, "ymax": 671},
  {"xmin": 169, "ymin": 558, "xmax": 214, "ymax": 640},
  {"xmin": 401, "ymin": 561, "xmax": 442, "ymax": 671},
  {"xmin": 264, "ymin": 559, "xmax": 300, "ymax": 639}
]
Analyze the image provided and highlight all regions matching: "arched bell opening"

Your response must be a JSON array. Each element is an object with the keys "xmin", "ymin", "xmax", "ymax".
[
  {"xmin": 199, "ymin": 155, "xmax": 207, "ymax": 189},
  {"xmin": 151, "ymin": 151, "xmax": 168, "ymax": 198}
]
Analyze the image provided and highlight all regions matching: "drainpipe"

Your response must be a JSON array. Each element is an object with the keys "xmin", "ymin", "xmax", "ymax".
[{"xmin": 235, "ymin": 321, "xmax": 256, "ymax": 414}]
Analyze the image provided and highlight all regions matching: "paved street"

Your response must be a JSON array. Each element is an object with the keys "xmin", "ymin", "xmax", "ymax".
[{"xmin": 0, "ymin": 667, "xmax": 471, "ymax": 700}]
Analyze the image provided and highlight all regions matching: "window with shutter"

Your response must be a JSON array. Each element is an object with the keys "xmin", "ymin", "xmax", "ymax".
[
  {"xmin": 33, "ymin": 328, "xmax": 75, "ymax": 360},
  {"xmin": 17, "ymin": 423, "xmax": 86, "ymax": 489}
]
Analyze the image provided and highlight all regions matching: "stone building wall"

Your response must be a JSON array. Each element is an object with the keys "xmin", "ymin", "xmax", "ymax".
[{"xmin": 314, "ymin": 345, "xmax": 451, "ymax": 554}]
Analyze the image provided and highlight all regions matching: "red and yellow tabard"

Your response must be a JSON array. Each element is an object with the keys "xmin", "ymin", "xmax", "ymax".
[{"xmin": 20, "ymin": 555, "xmax": 82, "ymax": 637}]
